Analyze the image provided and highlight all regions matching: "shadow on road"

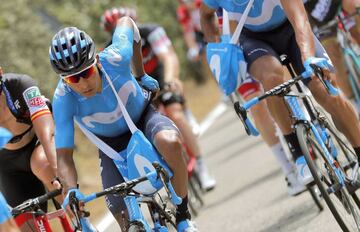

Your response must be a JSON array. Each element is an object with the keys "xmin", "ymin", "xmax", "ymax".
[
  {"xmin": 205, "ymin": 133, "xmax": 250, "ymax": 158},
  {"xmin": 204, "ymin": 168, "xmax": 282, "ymax": 211},
  {"xmin": 220, "ymin": 140, "xmax": 264, "ymax": 163},
  {"xmin": 258, "ymin": 202, "xmax": 321, "ymax": 232}
]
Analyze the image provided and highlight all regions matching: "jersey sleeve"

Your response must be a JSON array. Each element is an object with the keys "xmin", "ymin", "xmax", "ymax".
[
  {"xmin": 52, "ymin": 82, "xmax": 76, "ymax": 149},
  {"xmin": 99, "ymin": 25, "xmax": 134, "ymax": 67},
  {"xmin": 4, "ymin": 74, "xmax": 51, "ymax": 123},
  {"xmin": 147, "ymin": 26, "xmax": 171, "ymax": 55},
  {"xmin": 22, "ymin": 84, "xmax": 51, "ymax": 121},
  {"xmin": 202, "ymin": 0, "xmax": 220, "ymax": 10}
]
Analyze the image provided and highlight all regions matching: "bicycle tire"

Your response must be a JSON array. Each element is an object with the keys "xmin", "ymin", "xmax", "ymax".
[
  {"xmin": 188, "ymin": 175, "xmax": 204, "ymax": 217},
  {"xmin": 307, "ymin": 185, "xmax": 324, "ymax": 212},
  {"xmin": 297, "ymin": 124, "xmax": 360, "ymax": 232},
  {"xmin": 191, "ymin": 172, "xmax": 205, "ymax": 206},
  {"xmin": 128, "ymin": 223, "xmax": 146, "ymax": 232}
]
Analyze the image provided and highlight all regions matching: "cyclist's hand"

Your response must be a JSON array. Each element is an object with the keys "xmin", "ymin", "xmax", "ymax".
[
  {"xmin": 51, "ymin": 177, "xmax": 62, "ymax": 190},
  {"xmin": 301, "ymin": 57, "xmax": 334, "ymax": 79},
  {"xmin": 187, "ymin": 47, "xmax": 200, "ymax": 62},
  {"xmin": 62, "ymin": 189, "xmax": 85, "ymax": 215},
  {"xmin": 165, "ymin": 79, "xmax": 184, "ymax": 95},
  {"xmin": 139, "ymin": 74, "xmax": 160, "ymax": 93}
]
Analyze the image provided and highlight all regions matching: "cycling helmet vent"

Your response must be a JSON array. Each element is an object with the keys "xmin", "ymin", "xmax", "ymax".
[{"xmin": 49, "ymin": 27, "xmax": 96, "ymax": 76}]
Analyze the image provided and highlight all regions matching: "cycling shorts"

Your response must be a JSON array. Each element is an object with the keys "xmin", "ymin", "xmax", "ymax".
[
  {"xmin": 97, "ymin": 105, "xmax": 179, "ymax": 215},
  {"xmin": 237, "ymin": 75, "xmax": 261, "ymax": 99},
  {"xmin": 157, "ymin": 90, "xmax": 185, "ymax": 107},
  {"xmin": 0, "ymin": 136, "xmax": 47, "ymax": 211},
  {"xmin": 241, "ymin": 20, "xmax": 333, "ymax": 85}
]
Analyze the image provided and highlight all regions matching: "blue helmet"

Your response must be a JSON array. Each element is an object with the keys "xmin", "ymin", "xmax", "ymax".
[{"xmin": 49, "ymin": 27, "xmax": 96, "ymax": 76}]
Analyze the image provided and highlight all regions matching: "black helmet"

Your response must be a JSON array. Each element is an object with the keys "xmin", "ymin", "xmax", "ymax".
[{"xmin": 49, "ymin": 27, "xmax": 96, "ymax": 76}]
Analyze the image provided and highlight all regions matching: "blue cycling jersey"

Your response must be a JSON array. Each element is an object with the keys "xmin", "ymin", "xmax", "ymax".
[
  {"xmin": 0, "ymin": 192, "xmax": 11, "ymax": 224},
  {"xmin": 203, "ymin": 0, "xmax": 287, "ymax": 32},
  {"xmin": 53, "ymin": 26, "xmax": 148, "ymax": 149}
]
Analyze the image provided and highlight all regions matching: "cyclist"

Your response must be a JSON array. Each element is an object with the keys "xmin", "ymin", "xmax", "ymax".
[
  {"xmin": 49, "ymin": 17, "xmax": 197, "ymax": 231},
  {"xmin": 177, "ymin": 0, "xmax": 204, "ymax": 62},
  {"xmin": 100, "ymin": 7, "xmax": 216, "ymax": 191},
  {"xmin": 304, "ymin": 0, "xmax": 360, "ymax": 112},
  {"xmin": 0, "ymin": 66, "xmax": 61, "ymax": 211},
  {"xmin": 200, "ymin": 0, "xmax": 360, "ymax": 185},
  {"xmin": 216, "ymin": 8, "xmax": 305, "ymax": 196}
]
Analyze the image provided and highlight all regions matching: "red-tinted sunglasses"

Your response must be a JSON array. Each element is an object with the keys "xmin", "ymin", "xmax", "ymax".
[{"xmin": 61, "ymin": 62, "xmax": 96, "ymax": 84}]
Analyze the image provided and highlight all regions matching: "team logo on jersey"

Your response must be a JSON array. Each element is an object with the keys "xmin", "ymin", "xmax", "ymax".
[
  {"xmin": 232, "ymin": 0, "xmax": 250, "ymax": 6},
  {"xmin": 23, "ymin": 87, "xmax": 45, "ymax": 107}
]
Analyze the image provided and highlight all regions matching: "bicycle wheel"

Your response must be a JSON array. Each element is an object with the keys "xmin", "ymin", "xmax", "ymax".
[
  {"xmin": 128, "ymin": 224, "xmax": 146, "ymax": 232},
  {"xmin": 307, "ymin": 184, "xmax": 324, "ymax": 212},
  {"xmin": 188, "ymin": 174, "xmax": 205, "ymax": 217},
  {"xmin": 297, "ymin": 123, "xmax": 360, "ymax": 232}
]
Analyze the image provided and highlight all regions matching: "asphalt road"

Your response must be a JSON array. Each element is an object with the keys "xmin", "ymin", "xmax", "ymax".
[{"xmin": 102, "ymin": 105, "xmax": 343, "ymax": 232}]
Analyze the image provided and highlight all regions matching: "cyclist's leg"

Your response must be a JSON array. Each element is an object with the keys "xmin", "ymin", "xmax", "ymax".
[
  {"xmin": 30, "ymin": 142, "xmax": 63, "ymax": 204},
  {"xmin": 142, "ymin": 105, "xmax": 191, "ymax": 224},
  {"xmin": 242, "ymin": 32, "xmax": 313, "ymax": 184},
  {"xmin": 159, "ymin": 91, "xmax": 216, "ymax": 190},
  {"xmin": 247, "ymin": 56, "xmax": 293, "ymax": 135},
  {"xmin": 290, "ymin": 33, "xmax": 360, "ymax": 150},
  {"xmin": 238, "ymin": 78, "xmax": 305, "ymax": 194},
  {"xmin": 98, "ymin": 147, "xmax": 128, "ymax": 231}
]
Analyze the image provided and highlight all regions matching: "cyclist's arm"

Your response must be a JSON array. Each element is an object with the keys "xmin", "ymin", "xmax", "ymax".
[
  {"xmin": 200, "ymin": 3, "xmax": 220, "ymax": 43},
  {"xmin": 281, "ymin": 0, "xmax": 315, "ymax": 62},
  {"xmin": 20, "ymin": 80, "xmax": 57, "ymax": 173},
  {"xmin": 148, "ymin": 26, "xmax": 180, "ymax": 83},
  {"xmin": 57, "ymin": 148, "xmax": 78, "ymax": 192},
  {"xmin": 52, "ymin": 82, "xmax": 77, "ymax": 192},
  {"xmin": 32, "ymin": 115, "xmax": 57, "ymax": 173},
  {"xmin": 112, "ymin": 16, "xmax": 144, "ymax": 78},
  {"xmin": 177, "ymin": 6, "xmax": 200, "ymax": 55}
]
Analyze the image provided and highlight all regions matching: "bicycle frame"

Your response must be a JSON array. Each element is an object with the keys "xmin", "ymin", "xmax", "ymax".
[
  {"xmin": 235, "ymin": 64, "xmax": 346, "ymax": 186},
  {"xmin": 14, "ymin": 208, "xmax": 73, "ymax": 232}
]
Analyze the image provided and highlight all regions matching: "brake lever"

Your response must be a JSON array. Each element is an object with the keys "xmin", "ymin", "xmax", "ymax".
[
  {"xmin": 152, "ymin": 162, "xmax": 182, "ymax": 205},
  {"xmin": 310, "ymin": 64, "xmax": 339, "ymax": 96},
  {"xmin": 69, "ymin": 192, "xmax": 82, "ymax": 231},
  {"xmin": 234, "ymin": 101, "xmax": 259, "ymax": 136}
]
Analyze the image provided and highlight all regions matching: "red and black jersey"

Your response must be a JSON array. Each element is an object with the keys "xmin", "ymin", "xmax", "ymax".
[{"xmin": 1, "ymin": 73, "xmax": 51, "ymax": 125}]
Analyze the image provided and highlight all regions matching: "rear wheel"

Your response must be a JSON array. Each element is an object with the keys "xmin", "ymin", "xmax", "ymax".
[
  {"xmin": 307, "ymin": 184, "xmax": 324, "ymax": 212},
  {"xmin": 296, "ymin": 124, "xmax": 360, "ymax": 232},
  {"xmin": 188, "ymin": 173, "xmax": 205, "ymax": 217}
]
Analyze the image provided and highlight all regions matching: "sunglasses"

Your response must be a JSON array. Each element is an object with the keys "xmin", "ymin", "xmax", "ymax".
[{"xmin": 60, "ymin": 60, "xmax": 97, "ymax": 84}]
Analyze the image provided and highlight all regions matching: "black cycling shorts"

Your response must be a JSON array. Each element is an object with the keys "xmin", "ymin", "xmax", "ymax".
[
  {"xmin": 97, "ymin": 105, "xmax": 179, "ymax": 215},
  {"xmin": 157, "ymin": 90, "xmax": 185, "ymax": 107},
  {"xmin": 0, "ymin": 136, "xmax": 47, "ymax": 211},
  {"xmin": 241, "ymin": 20, "xmax": 332, "ymax": 85}
]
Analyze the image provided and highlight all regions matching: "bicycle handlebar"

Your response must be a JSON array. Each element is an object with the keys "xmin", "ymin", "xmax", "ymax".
[
  {"xmin": 69, "ymin": 162, "xmax": 182, "ymax": 230},
  {"xmin": 235, "ymin": 64, "xmax": 339, "ymax": 136},
  {"xmin": 12, "ymin": 188, "xmax": 62, "ymax": 216}
]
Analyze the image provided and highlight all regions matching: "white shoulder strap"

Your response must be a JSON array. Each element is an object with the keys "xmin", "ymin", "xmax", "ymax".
[
  {"xmin": 102, "ymin": 68, "xmax": 138, "ymax": 134},
  {"xmin": 222, "ymin": 9, "xmax": 230, "ymax": 36},
  {"xmin": 229, "ymin": 0, "xmax": 254, "ymax": 45},
  {"xmin": 75, "ymin": 119, "xmax": 124, "ymax": 161}
]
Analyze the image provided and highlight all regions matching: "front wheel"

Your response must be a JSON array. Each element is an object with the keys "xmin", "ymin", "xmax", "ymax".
[
  {"xmin": 296, "ymin": 124, "xmax": 360, "ymax": 232},
  {"xmin": 128, "ymin": 223, "xmax": 146, "ymax": 232}
]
